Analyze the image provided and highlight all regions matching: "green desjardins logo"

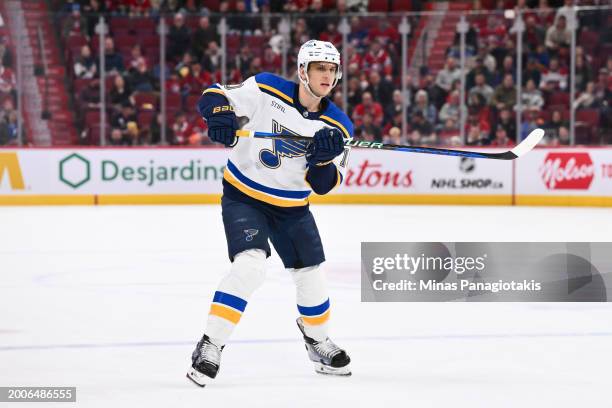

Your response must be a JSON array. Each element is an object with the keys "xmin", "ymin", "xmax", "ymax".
[
  {"xmin": 59, "ymin": 154, "xmax": 224, "ymax": 189},
  {"xmin": 59, "ymin": 153, "xmax": 91, "ymax": 188}
]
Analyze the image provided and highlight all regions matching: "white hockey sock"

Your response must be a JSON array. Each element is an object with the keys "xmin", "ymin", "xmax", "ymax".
[
  {"xmin": 290, "ymin": 264, "xmax": 330, "ymax": 342},
  {"xmin": 205, "ymin": 249, "xmax": 267, "ymax": 345}
]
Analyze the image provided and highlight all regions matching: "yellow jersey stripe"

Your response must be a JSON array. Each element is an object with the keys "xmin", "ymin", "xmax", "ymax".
[
  {"xmin": 320, "ymin": 115, "xmax": 350, "ymax": 139},
  {"xmin": 203, "ymin": 88, "xmax": 226, "ymax": 96},
  {"xmin": 302, "ymin": 310, "xmax": 330, "ymax": 326},
  {"xmin": 224, "ymin": 169, "xmax": 308, "ymax": 207},
  {"xmin": 210, "ymin": 304, "xmax": 242, "ymax": 324},
  {"xmin": 258, "ymin": 83, "xmax": 294, "ymax": 104}
]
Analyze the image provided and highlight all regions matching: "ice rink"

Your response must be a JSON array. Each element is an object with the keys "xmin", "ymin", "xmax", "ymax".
[{"xmin": 1, "ymin": 204, "xmax": 612, "ymax": 407}]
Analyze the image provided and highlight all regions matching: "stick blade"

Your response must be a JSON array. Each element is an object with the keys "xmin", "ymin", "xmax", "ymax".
[{"xmin": 510, "ymin": 128, "xmax": 545, "ymax": 158}]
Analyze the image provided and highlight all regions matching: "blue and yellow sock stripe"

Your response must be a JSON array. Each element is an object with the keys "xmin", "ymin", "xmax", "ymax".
[
  {"xmin": 209, "ymin": 291, "xmax": 248, "ymax": 324},
  {"xmin": 223, "ymin": 160, "xmax": 311, "ymax": 207},
  {"xmin": 298, "ymin": 298, "xmax": 330, "ymax": 326}
]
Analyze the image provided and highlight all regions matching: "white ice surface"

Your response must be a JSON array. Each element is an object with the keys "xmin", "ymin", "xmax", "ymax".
[{"xmin": 1, "ymin": 205, "xmax": 611, "ymax": 408}]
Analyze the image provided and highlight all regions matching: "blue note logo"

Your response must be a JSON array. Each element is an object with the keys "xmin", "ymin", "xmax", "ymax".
[
  {"xmin": 244, "ymin": 229, "xmax": 259, "ymax": 242},
  {"xmin": 259, "ymin": 120, "xmax": 308, "ymax": 169}
]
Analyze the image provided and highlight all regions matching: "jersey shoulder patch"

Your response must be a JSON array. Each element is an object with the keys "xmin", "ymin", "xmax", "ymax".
[
  {"xmin": 321, "ymin": 102, "xmax": 354, "ymax": 139},
  {"xmin": 255, "ymin": 72, "xmax": 295, "ymax": 105}
]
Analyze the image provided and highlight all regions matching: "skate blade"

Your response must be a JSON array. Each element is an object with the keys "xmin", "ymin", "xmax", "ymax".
[
  {"xmin": 314, "ymin": 362, "xmax": 352, "ymax": 376},
  {"xmin": 186, "ymin": 367, "xmax": 214, "ymax": 387}
]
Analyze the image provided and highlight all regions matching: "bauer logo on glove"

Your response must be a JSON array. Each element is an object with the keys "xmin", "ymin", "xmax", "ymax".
[
  {"xmin": 212, "ymin": 105, "xmax": 235, "ymax": 114},
  {"xmin": 199, "ymin": 103, "xmax": 239, "ymax": 147}
]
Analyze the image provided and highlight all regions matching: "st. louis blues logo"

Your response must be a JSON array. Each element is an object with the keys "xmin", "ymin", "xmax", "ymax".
[
  {"xmin": 244, "ymin": 229, "xmax": 259, "ymax": 242},
  {"xmin": 259, "ymin": 120, "xmax": 308, "ymax": 169}
]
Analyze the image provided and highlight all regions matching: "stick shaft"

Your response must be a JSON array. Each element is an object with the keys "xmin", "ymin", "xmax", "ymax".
[{"xmin": 235, "ymin": 129, "xmax": 545, "ymax": 160}]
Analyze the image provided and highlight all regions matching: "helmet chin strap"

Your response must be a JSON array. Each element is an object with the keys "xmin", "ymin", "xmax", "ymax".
[{"xmin": 299, "ymin": 65, "xmax": 324, "ymax": 100}]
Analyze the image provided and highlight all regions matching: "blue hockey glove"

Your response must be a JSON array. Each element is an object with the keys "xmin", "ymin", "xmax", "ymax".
[
  {"xmin": 306, "ymin": 127, "xmax": 345, "ymax": 166},
  {"xmin": 201, "ymin": 104, "xmax": 239, "ymax": 147}
]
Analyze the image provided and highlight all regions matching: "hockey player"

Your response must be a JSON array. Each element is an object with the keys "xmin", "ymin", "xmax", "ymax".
[{"xmin": 187, "ymin": 40, "xmax": 353, "ymax": 387}]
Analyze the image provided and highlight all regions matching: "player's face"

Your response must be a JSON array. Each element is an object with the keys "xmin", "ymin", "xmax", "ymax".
[{"xmin": 307, "ymin": 62, "xmax": 337, "ymax": 96}]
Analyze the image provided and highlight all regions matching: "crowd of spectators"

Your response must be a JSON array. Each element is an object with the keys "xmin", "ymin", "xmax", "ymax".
[
  {"xmin": 52, "ymin": 0, "xmax": 612, "ymax": 147},
  {"xmin": 0, "ymin": 15, "xmax": 18, "ymax": 146}
]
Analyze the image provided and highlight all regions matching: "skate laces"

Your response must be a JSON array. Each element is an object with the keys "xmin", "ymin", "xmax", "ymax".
[
  {"xmin": 199, "ymin": 340, "xmax": 221, "ymax": 365},
  {"xmin": 314, "ymin": 338, "xmax": 342, "ymax": 358}
]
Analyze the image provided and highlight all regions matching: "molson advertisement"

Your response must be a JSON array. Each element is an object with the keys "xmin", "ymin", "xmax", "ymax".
[{"xmin": 515, "ymin": 148, "xmax": 612, "ymax": 206}]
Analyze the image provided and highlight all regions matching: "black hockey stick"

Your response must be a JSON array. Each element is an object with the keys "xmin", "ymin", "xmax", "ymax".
[{"xmin": 235, "ymin": 128, "xmax": 544, "ymax": 160}]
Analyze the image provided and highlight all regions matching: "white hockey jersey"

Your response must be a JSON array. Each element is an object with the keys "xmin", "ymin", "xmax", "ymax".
[{"xmin": 203, "ymin": 72, "xmax": 353, "ymax": 208}]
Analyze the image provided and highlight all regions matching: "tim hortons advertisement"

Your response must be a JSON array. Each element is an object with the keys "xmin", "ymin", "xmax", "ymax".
[{"xmin": 515, "ymin": 148, "xmax": 612, "ymax": 197}]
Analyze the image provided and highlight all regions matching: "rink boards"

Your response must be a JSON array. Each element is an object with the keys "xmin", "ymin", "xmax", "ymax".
[{"xmin": 0, "ymin": 147, "xmax": 611, "ymax": 207}]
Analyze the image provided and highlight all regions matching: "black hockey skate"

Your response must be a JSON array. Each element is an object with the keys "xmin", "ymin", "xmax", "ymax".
[
  {"xmin": 296, "ymin": 318, "xmax": 351, "ymax": 376},
  {"xmin": 186, "ymin": 334, "xmax": 224, "ymax": 387}
]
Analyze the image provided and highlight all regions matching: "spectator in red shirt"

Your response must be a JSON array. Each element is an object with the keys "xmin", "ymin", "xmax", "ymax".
[
  {"xmin": 345, "ymin": 44, "xmax": 363, "ymax": 72},
  {"xmin": 490, "ymin": 125, "xmax": 514, "ymax": 147},
  {"xmin": 367, "ymin": 20, "xmax": 399, "ymax": 45},
  {"xmin": 540, "ymin": 57, "xmax": 568, "ymax": 92},
  {"xmin": 182, "ymin": 62, "xmax": 212, "ymax": 94},
  {"xmin": 363, "ymin": 39, "xmax": 392, "ymax": 77},
  {"xmin": 262, "ymin": 46, "xmax": 281, "ymax": 74},
  {"xmin": 126, "ymin": 0, "xmax": 151, "ymax": 16},
  {"xmin": 352, "ymin": 91, "xmax": 384, "ymax": 127},
  {"xmin": 172, "ymin": 112, "xmax": 193, "ymax": 145},
  {"xmin": 320, "ymin": 22, "xmax": 342, "ymax": 49},
  {"xmin": 535, "ymin": 0, "xmax": 556, "ymax": 26},
  {"xmin": 102, "ymin": 0, "xmax": 120, "ymax": 13},
  {"xmin": 283, "ymin": 0, "xmax": 310, "ymax": 13},
  {"xmin": 479, "ymin": 13, "xmax": 507, "ymax": 40}
]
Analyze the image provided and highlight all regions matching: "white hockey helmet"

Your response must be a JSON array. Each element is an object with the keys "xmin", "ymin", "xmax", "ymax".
[{"xmin": 297, "ymin": 40, "xmax": 342, "ymax": 98}]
